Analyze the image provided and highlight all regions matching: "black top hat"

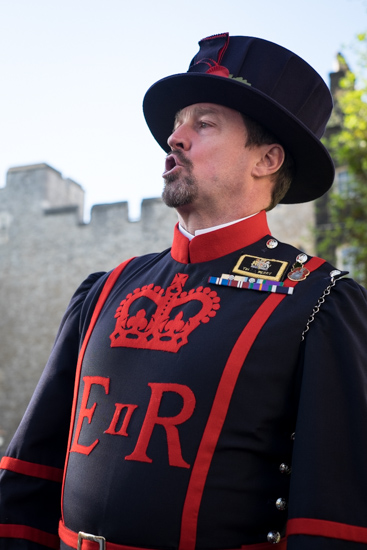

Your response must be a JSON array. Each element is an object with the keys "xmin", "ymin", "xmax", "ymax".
[{"xmin": 143, "ymin": 33, "xmax": 335, "ymax": 204}]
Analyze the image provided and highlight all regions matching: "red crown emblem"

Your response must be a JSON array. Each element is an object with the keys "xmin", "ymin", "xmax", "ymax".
[{"xmin": 110, "ymin": 273, "xmax": 221, "ymax": 353}]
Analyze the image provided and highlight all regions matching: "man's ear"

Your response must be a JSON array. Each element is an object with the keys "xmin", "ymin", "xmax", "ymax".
[{"xmin": 251, "ymin": 144, "xmax": 285, "ymax": 177}]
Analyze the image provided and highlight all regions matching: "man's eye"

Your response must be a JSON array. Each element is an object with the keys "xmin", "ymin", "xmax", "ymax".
[{"xmin": 199, "ymin": 121, "xmax": 210, "ymax": 128}]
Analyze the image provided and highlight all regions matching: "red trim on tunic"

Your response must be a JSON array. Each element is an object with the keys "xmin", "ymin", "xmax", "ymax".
[
  {"xmin": 0, "ymin": 456, "xmax": 63, "ymax": 482},
  {"xmin": 60, "ymin": 233, "xmax": 327, "ymax": 546},
  {"xmin": 61, "ymin": 257, "xmax": 135, "ymax": 521},
  {"xmin": 0, "ymin": 524, "xmax": 59, "ymax": 548},
  {"xmin": 171, "ymin": 211, "xmax": 270, "ymax": 264},
  {"xmin": 287, "ymin": 517, "xmax": 367, "ymax": 543},
  {"xmin": 59, "ymin": 521, "xmax": 153, "ymax": 550},
  {"xmin": 178, "ymin": 256, "xmax": 325, "ymax": 550},
  {"xmin": 58, "ymin": 520, "xmax": 287, "ymax": 549}
]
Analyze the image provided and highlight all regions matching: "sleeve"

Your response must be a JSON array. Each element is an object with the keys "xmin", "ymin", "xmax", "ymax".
[
  {"xmin": 0, "ymin": 272, "xmax": 106, "ymax": 550},
  {"xmin": 286, "ymin": 277, "xmax": 367, "ymax": 549}
]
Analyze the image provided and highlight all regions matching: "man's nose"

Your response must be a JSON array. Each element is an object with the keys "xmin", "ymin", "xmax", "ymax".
[{"xmin": 167, "ymin": 125, "xmax": 191, "ymax": 151}]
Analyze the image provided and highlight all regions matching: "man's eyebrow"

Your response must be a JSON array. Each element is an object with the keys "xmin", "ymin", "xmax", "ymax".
[{"xmin": 193, "ymin": 106, "xmax": 222, "ymax": 117}]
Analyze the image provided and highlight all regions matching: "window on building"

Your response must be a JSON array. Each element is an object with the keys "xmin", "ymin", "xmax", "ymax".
[{"xmin": 335, "ymin": 167, "xmax": 357, "ymax": 198}]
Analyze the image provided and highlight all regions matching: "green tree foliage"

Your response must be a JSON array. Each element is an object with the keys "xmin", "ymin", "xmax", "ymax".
[{"xmin": 320, "ymin": 33, "xmax": 367, "ymax": 285}]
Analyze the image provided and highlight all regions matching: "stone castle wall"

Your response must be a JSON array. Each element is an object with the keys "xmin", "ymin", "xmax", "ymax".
[{"xmin": 0, "ymin": 163, "xmax": 315, "ymax": 453}]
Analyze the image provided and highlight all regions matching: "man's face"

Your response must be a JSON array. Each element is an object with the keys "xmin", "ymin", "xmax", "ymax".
[{"xmin": 162, "ymin": 103, "xmax": 259, "ymax": 215}]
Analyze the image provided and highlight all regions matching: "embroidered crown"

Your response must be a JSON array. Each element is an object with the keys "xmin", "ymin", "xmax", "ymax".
[{"xmin": 110, "ymin": 273, "xmax": 221, "ymax": 353}]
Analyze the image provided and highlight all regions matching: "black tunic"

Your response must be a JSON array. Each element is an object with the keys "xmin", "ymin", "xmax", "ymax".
[{"xmin": 1, "ymin": 212, "xmax": 367, "ymax": 550}]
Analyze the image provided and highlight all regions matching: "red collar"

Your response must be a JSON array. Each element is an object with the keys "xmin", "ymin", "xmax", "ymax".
[{"xmin": 171, "ymin": 211, "xmax": 271, "ymax": 264}]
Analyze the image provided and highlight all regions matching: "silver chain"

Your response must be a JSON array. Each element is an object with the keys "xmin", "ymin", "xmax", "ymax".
[{"xmin": 301, "ymin": 278, "xmax": 337, "ymax": 341}]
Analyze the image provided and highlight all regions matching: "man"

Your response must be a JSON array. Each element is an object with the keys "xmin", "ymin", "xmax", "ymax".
[{"xmin": 1, "ymin": 32, "xmax": 367, "ymax": 550}]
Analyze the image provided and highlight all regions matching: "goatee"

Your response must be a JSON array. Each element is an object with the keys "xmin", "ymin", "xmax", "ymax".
[
  {"xmin": 162, "ymin": 151, "xmax": 198, "ymax": 208},
  {"xmin": 162, "ymin": 173, "xmax": 198, "ymax": 208}
]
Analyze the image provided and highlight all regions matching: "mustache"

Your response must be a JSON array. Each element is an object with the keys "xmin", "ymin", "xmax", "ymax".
[{"xmin": 166, "ymin": 149, "xmax": 193, "ymax": 169}]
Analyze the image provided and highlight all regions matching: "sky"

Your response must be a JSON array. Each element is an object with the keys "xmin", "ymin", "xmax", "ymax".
[{"xmin": 0, "ymin": 0, "xmax": 366, "ymax": 220}]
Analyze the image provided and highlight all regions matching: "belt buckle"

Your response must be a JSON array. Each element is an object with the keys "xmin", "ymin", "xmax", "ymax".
[{"xmin": 77, "ymin": 532, "xmax": 106, "ymax": 550}]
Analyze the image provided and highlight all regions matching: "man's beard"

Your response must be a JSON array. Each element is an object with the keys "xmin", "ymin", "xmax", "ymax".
[
  {"xmin": 162, "ymin": 173, "xmax": 199, "ymax": 208},
  {"xmin": 162, "ymin": 152, "xmax": 198, "ymax": 208}
]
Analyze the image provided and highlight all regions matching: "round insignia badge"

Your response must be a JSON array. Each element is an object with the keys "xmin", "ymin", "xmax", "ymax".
[
  {"xmin": 296, "ymin": 253, "xmax": 308, "ymax": 264},
  {"xmin": 266, "ymin": 238, "xmax": 278, "ymax": 249}
]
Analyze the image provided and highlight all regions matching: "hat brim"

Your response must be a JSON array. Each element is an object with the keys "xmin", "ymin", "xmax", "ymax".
[{"xmin": 143, "ymin": 73, "xmax": 335, "ymax": 204}]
